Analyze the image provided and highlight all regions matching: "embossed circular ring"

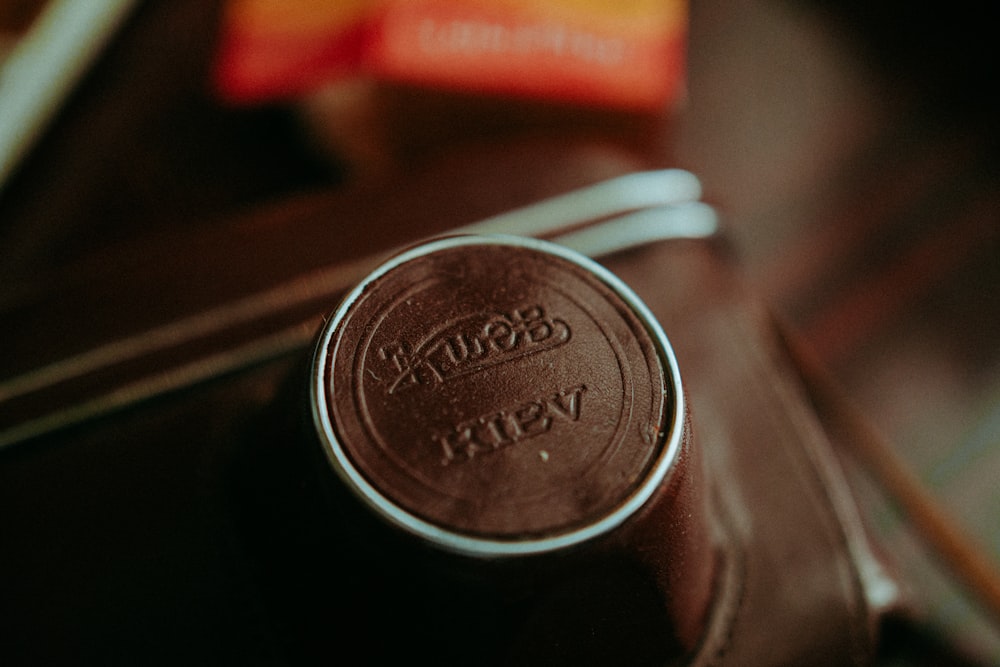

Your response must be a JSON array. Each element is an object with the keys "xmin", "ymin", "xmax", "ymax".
[{"xmin": 311, "ymin": 235, "xmax": 685, "ymax": 557}]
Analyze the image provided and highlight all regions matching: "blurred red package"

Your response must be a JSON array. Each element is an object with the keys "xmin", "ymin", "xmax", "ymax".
[{"xmin": 213, "ymin": 0, "xmax": 687, "ymax": 111}]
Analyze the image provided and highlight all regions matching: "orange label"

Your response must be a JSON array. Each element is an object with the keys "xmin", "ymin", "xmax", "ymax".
[{"xmin": 214, "ymin": 0, "xmax": 686, "ymax": 110}]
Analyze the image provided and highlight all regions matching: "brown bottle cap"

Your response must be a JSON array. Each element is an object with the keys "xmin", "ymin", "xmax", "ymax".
[{"xmin": 311, "ymin": 236, "xmax": 684, "ymax": 556}]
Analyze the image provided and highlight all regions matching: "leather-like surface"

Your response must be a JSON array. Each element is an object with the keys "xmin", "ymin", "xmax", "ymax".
[
  {"xmin": 0, "ymin": 143, "xmax": 891, "ymax": 664},
  {"xmin": 611, "ymin": 243, "xmax": 887, "ymax": 665}
]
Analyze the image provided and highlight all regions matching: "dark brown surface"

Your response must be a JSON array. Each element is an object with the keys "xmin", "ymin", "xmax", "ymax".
[
  {"xmin": 317, "ymin": 239, "xmax": 671, "ymax": 539},
  {"xmin": 0, "ymin": 137, "xmax": 885, "ymax": 664}
]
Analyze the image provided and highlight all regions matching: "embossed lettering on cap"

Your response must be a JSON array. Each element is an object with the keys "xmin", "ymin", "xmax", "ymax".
[{"xmin": 311, "ymin": 236, "xmax": 684, "ymax": 557}]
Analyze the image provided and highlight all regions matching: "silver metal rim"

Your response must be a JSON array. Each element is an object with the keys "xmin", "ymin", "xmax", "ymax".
[{"xmin": 310, "ymin": 234, "xmax": 686, "ymax": 558}]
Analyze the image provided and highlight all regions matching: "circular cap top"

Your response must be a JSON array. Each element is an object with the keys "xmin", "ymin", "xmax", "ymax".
[{"xmin": 312, "ymin": 236, "xmax": 683, "ymax": 556}]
